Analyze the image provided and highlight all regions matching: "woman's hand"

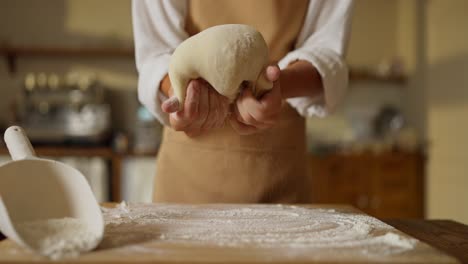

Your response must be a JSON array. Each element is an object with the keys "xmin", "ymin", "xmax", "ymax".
[
  {"xmin": 229, "ymin": 65, "xmax": 283, "ymax": 135},
  {"xmin": 161, "ymin": 79, "xmax": 230, "ymax": 137}
]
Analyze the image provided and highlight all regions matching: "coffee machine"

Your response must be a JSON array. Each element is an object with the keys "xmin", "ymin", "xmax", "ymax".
[{"xmin": 15, "ymin": 72, "xmax": 111, "ymax": 144}]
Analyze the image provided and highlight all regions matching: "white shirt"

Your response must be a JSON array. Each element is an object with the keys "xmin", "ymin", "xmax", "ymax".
[{"xmin": 132, "ymin": 0, "xmax": 354, "ymax": 125}]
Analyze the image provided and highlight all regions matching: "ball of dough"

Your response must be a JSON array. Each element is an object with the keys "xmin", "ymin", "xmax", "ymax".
[{"xmin": 169, "ymin": 24, "xmax": 272, "ymax": 109}]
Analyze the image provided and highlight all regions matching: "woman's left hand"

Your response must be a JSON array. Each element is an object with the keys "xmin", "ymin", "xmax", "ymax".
[{"xmin": 229, "ymin": 65, "xmax": 283, "ymax": 135}]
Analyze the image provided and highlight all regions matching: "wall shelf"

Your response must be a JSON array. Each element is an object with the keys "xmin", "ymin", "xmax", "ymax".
[
  {"xmin": 0, "ymin": 44, "xmax": 408, "ymax": 84},
  {"xmin": 0, "ymin": 44, "xmax": 134, "ymax": 73},
  {"xmin": 349, "ymin": 68, "xmax": 407, "ymax": 85}
]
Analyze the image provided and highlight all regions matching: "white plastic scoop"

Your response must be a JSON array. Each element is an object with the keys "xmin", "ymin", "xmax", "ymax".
[{"xmin": 0, "ymin": 126, "xmax": 104, "ymax": 258}]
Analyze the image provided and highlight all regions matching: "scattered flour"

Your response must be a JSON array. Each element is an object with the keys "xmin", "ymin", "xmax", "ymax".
[
  {"xmin": 14, "ymin": 218, "xmax": 101, "ymax": 260},
  {"xmin": 378, "ymin": 232, "xmax": 417, "ymax": 249},
  {"xmin": 99, "ymin": 202, "xmax": 418, "ymax": 257}
]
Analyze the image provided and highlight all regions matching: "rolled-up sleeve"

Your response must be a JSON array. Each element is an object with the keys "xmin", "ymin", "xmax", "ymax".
[
  {"xmin": 132, "ymin": 0, "xmax": 188, "ymax": 125},
  {"xmin": 278, "ymin": 0, "xmax": 354, "ymax": 117}
]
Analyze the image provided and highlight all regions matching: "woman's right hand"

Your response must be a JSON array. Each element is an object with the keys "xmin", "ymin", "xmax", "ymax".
[{"xmin": 161, "ymin": 79, "xmax": 230, "ymax": 137}]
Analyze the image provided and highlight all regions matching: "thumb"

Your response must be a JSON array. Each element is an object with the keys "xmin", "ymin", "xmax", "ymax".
[{"xmin": 265, "ymin": 65, "xmax": 280, "ymax": 82}]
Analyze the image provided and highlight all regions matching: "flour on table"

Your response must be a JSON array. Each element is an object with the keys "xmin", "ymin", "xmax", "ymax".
[
  {"xmin": 14, "ymin": 218, "xmax": 101, "ymax": 260},
  {"xmin": 99, "ymin": 202, "xmax": 418, "ymax": 257}
]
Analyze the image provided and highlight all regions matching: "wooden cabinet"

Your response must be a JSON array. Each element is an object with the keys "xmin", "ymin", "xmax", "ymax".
[{"xmin": 308, "ymin": 151, "xmax": 425, "ymax": 218}]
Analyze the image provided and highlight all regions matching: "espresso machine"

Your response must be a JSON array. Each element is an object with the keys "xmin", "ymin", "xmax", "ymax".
[{"xmin": 15, "ymin": 72, "xmax": 111, "ymax": 144}]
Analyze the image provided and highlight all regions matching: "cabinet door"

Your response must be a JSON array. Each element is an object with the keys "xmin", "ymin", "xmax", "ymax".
[
  {"xmin": 309, "ymin": 152, "xmax": 424, "ymax": 218},
  {"xmin": 309, "ymin": 154, "xmax": 371, "ymax": 212},
  {"xmin": 370, "ymin": 153, "xmax": 424, "ymax": 218},
  {"xmin": 308, "ymin": 155, "xmax": 330, "ymax": 202}
]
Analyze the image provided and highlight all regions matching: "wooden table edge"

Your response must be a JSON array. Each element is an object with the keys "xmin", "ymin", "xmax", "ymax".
[{"xmin": 384, "ymin": 219, "xmax": 468, "ymax": 264}]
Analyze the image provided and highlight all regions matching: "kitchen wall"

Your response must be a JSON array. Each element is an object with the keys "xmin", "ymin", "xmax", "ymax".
[
  {"xmin": 348, "ymin": 0, "xmax": 425, "ymax": 139},
  {"xmin": 347, "ymin": 0, "xmax": 399, "ymax": 67},
  {"xmin": 347, "ymin": 0, "xmax": 468, "ymax": 224},
  {"xmin": 0, "ymin": 0, "xmax": 137, "ymax": 133},
  {"xmin": 425, "ymin": 0, "xmax": 468, "ymax": 224},
  {"xmin": 0, "ymin": 0, "xmax": 417, "ymax": 133},
  {"xmin": 1, "ymin": 0, "xmax": 467, "ymax": 222},
  {"xmin": 0, "ymin": 0, "xmax": 142, "ymax": 202},
  {"xmin": 306, "ymin": 0, "xmax": 421, "ymax": 152}
]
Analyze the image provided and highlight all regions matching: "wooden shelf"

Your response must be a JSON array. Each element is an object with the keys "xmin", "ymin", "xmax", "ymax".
[
  {"xmin": 0, "ymin": 44, "xmax": 134, "ymax": 73},
  {"xmin": 0, "ymin": 146, "xmax": 158, "ymax": 158},
  {"xmin": 115, "ymin": 150, "xmax": 158, "ymax": 157},
  {"xmin": 1, "ymin": 44, "xmax": 408, "ymax": 84},
  {"xmin": 0, "ymin": 146, "xmax": 114, "ymax": 158},
  {"xmin": 349, "ymin": 68, "xmax": 407, "ymax": 85},
  {"xmin": 0, "ymin": 45, "xmax": 134, "ymax": 57}
]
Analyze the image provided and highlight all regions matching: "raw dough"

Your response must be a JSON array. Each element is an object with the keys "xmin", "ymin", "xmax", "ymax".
[{"xmin": 169, "ymin": 24, "xmax": 272, "ymax": 108}]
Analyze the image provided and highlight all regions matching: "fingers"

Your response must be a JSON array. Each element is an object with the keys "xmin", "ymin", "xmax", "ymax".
[
  {"xmin": 216, "ymin": 96, "xmax": 230, "ymax": 128},
  {"xmin": 259, "ymin": 65, "xmax": 282, "ymax": 110},
  {"xmin": 233, "ymin": 99, "xmax": 270, "ymax": 129},
  {"xmin": 182, "ymin": 80, "xmax": 209, "ymax": 132},
  {"xmin": 259, "ymin": 82, "xmax": 282, "ymax": 112},
  {"xmin": 169, "ymin": 80, "xmax": 200, "ymax": 131},
  {"xmin": 202, "ymin": 88, "xmax": 219, "ymax": 130},
  {"xmin": 166, "ymin": 79, "xmax": 230, "ymax": 137},
  {"xmin": 194, "ymin": 81, "xmax": 210, "ymax": 128},
  {"xmin": 229, "ymin": 114, "xmax": 258, "ymax": 135},
  {"xmin": 265, "ymin": 65, "xmax": 280, "ymax": 82},
  {"xmin": 183, "ymin": 81, "xmax": 200, "ymax": 120},
  {"xmin": 211, "ymin": 90, "xmax": 229, "ymax": 129},
  {"xmin": 236, "ymin": 89, "xmax": 261, "ymax": 126},
  {"xmin": 230, "ymin": 64, "xmax": 282, "ymax": 135},
  {"xmin": 203, "ymin": 87, "xmax": 231, "ymax": 130},
  {"xmin": 163, "ymin": 65, "xmax": 281, "ymax": 136},
  {"xmin": 237, "ymin": 89, "xmax": 278, "ymax": 126},
  {"xmin": 212, "ymin": 96, "xmax": 224, "ymax": 129},
  {"xmin": 162, "ymin": 96, "xmax": 180, "ymax": 113}
]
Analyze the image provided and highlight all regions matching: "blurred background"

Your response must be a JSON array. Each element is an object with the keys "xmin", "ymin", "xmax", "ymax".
[{"xmin": 0, "ymin": 0, "xmax": 466, "ymax": 223}]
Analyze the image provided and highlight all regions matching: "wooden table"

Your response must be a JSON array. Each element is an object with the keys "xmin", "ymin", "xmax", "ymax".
[
  {"xmin": 0, "ymin": 207, "xmax": 467, "ymax": 263},
  {"xmin": 383, "ymin": 220, "xmax": 468, "ymax": 264}
]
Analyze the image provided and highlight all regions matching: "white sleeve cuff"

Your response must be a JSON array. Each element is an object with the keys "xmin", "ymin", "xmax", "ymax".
[
  {"xmin": 278, "ymin": 47, "xmax": 349, "ymax": 118},
  {"xmin": 137, "ymin": 53, "xmax": 172, "ymax": 126}
]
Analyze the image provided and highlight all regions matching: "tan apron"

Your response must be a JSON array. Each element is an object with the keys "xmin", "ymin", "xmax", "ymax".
[{"xmin": 155, "ymin": 0, "xmax": 310, "ymax": 203}]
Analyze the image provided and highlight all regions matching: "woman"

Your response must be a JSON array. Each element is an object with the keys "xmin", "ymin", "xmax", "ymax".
[{"xmin": 132, "ymin": 0, "xmax": 353, "ymax": 203}]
